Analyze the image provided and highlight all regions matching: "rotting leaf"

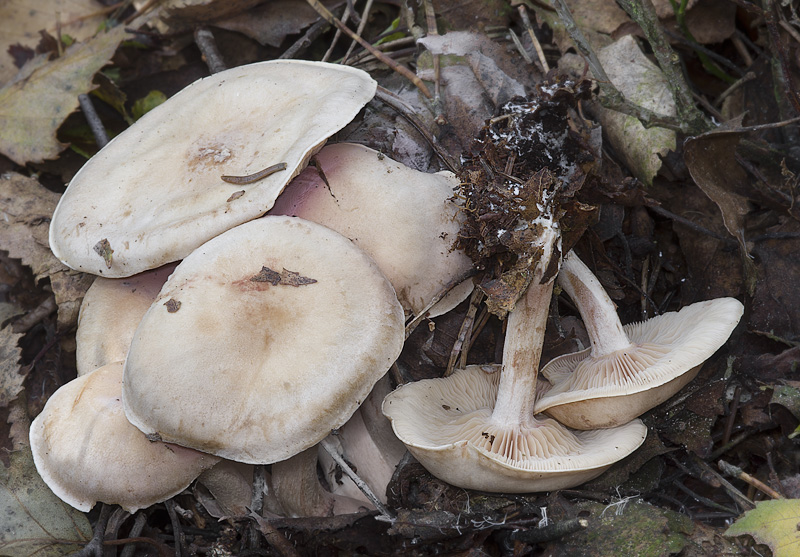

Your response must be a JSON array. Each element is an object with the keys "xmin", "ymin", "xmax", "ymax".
[
  {"xmin": 0, "ymin": 326, "xmax": 24, "ymax": 409},
  {"xmin": 93, "ymin": 238, "xmax": 114, "ymax": 269},
  {"xmin": 726, "ymin": 499, "xmax": 800, "ymax": 557},
  {"xmin": 0, "ymin": 0, "xmax": 110, "ymax": 85},
  {"xmin": 684, "ymin": 118, "xmax": 757, "ymax": 294},
  {"xmin": 0, "ymin": 446, "xmax": 92, "ymax": 557},
  {"xmin": 164, "ymin": 299, "xmax": 181, "ymax": 313},
  {"xmin": 0, "ymin": 173, "xmax": 91, "ymax": 329},
  {"xmin": 250, "ymin": 266, "xmax": 317, "ymax": 287},
  {"xmin": 0, "ymin": 24, "xmax": 129, "ymax": 164}
]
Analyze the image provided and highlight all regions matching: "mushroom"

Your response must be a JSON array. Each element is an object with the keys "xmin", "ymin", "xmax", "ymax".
[
  {"xmin": 534, "ymin": 251, "xmax": 744, "ymax": 429},
  {"xmin": 29, "ymin": 361, "xmax": 220, "ymax": 512},
  {"xmin": 382, "ymin": 215, "xmax": 647, "ymax": 492},
  {"xmin": 270, "ymin": 142, "xmax": 474, "ymax": 317},
  {"xmin": 49, "ymin": 60, "xmax": 377, "ymax": 277},
  {"xmin": 122, "ymin": 215, "xmax": 405, "ymax": 464},
  {"xmin": 75, "ymin": 263, "xmax": 176, "ymax": 375}
]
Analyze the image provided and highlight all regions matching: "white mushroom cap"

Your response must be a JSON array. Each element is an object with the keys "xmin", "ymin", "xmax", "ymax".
[
  {"xmin": 75, "ymin": 264, "xmax": 176, "ymax": 375},
  {"xmin": 29, "ymin": 362, "xmax": 220, "ymax": 513},
  {"xmin": 535, "ymin": 298, "xmax": 744, "ymax": 428},
  {"xmin": 123, "ymin": 215, "xmax": 405, "ymax": 464},
  {"xmin": 534, "ymin": 251, "xmax": 744, "ymax": 429},
  {"xmin": 49, "ymin": 61, "xmax": 377, "ymax": 277},
  {"xmin": 270, "ymin": 143, "xmax": 474, "ymax": 317},
  {"xmin": 383, "ymin": 365, "xmax": 647, "ymax": 492}
]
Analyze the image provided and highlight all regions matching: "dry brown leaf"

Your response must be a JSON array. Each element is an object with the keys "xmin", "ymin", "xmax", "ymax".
[
  {"xmin": 0, "ymin": 24, "xmax": 128, "ymax": 165},
  {"xmin": 684, "ymin": 120, "xmax": 757, "ymax": 294},
  {"xmin": 0, "ymin": 0, "xmax": 110, "ymax": 86},
  {"xmin": 0, "ymin": 327, "xmax": 24, "ymax": 409},
  {"xmin": 215, "ymin": 0, "xmax": 341, "ymax": 47},
  {"xmin": 0, "ymin": 173, "xmax": 91, "ymax": 328}
]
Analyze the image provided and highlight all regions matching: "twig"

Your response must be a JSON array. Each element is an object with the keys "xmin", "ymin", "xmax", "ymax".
[
  {"xmin": 446, "ymin": 287, "xmax": 483, "ymax": 376},
  {"xmin": 715, "ymin": 72, "xmax": 756, "ymax": 106},
  {"xmin": 78, "ymin": 94, "xmax": 109, "ymax": 148},
  {"xmin": 120, "ymin": 512, "xmax": 149, "ymax": 557},
  {"xmin": 72, "ymin": 504, "xmax": 113, "ymax": 557},
  {"xmin": 718, "ymin": 460, "xmax": 784, "ymax": 500},
  {"xmin": 194, "ymin": 27, "xmax": 226, "ymax": 74},
  {"xmin": 12, "ymin": 296, "xmax": 56, "ymax": 333},
  {"xmin": 319, "ymin": 437, "xmax": 395, "ymax": 521},
  {"xmin": 508, "ymin": 28, "xmax": 533, "ymax": 65},
  {"xmin": 342, "ymin": 0, "xmax": 374, "ymax": 64},
  {"xmin": 549, "ymin": 0, "xmax": 697, "ymax": 133},
  {"xmin": 105, "ymin": 537, "xmax": 171, "ymax": 557},
  {"xmin": 321, "ymin": 4, "xmax": 351, "ymax": 62},
  {"xmin": 422, "ymin": 0, "xmax": 446, "ymax": 124},
  {"xmin": 672, "ymin": 480, "xmax": 739, "ymax": 514},
  {"xmin": 615, "ymin": 0, "xmax": 711, "ymax": 132},
  {"xmin": 404, "ymin": 269, "xmax": 476, "ymax": 338},
  {"xmin": 690, "ymin": 453, "xmax": 755, "ymax": 510},
  {"xmin": 247, "ymin": 512, "xmax": 300, "ymax": 557},
  {"xmin": 164, "ymin": 499, "xmax": 184, "ymax": 557},
  {"xmin": 517, "ymin": 4, "xmax": 549, "ymax": 71},
  {"xmin": 305, "ymin": 0, "xmax": 432, "ymax": 98},
  {"xmin": 281, "ymin": 17, "xmax": 330, "ymax": 59},
  {"xmin": 373, "ymin": 86, "xmax": 459, "ymax": 173},
  {"xmin": 509, "ymin": 518, "xmax": 588, "ymax": 542},
  {"xmin": 722, "ymin": 385, "xmax": 741, "ymax": 446}
]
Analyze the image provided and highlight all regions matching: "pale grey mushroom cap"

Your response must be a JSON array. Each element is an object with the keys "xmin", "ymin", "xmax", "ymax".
[
  {"xmin": 535, "ymin": 298, "xmax": 744, "ymax": 429},
  {"xmin": 30, "ymin": 362, "xmax": 219, "ymax": 513},
  {"xmin": 76, "ymin": 264, "xmax": 176, "ymax": 376},
  {"xmin": 270, "ymin": 142, "xmax": 474, "ymax": 317},
  {"xmin": 383, "ymin": 365, "xmax": 647, "ymax": 493},
  {"xmin": 123, "ymin": 215, "xmax": 405, "ymax": 464},
  {"xmin": 49, "ymin": 61, "xmax": 376, "ymax": 277}
]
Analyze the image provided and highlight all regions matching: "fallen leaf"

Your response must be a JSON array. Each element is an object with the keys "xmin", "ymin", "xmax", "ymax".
[
  {"xmin": 726, "ymin": 499, "xmax": 800, "ymax": 557},
  {"xmin": 771, "ymin": 385, "xmax": 800, "ymax": 421},
  {"xmin": 0, "ymin": 446, "xmax": 92, "ymax": 557},
  {"xmin": 0, "ymin": 173, "xmax": 92, "ymax": 329},
  {"xmin": 0, "ymin": 327, "xmax": 24, "ymax": 409},
  {"xmin": 684, "ymin": 120, "xmax": 757, "ymax": 294},
  {"xmin": 0, "ymin": 0, "xmax": 109, "ymax": 85},
  {"xmin": 0, "ymin": 24, "xmax": 128, "ymax": 164},
  {"xmin": 594, "ymin": 35, "xmax": 677, "ymax": 185}
]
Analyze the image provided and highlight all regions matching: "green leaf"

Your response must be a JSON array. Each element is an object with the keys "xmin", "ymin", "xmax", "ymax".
[
  {"xmin": 131, "ymin": 90, "xmax": 167, "ymax": 121},
  {"xmin": 0, "ymin": 446, "xmax": 92, "ymax": 556},
  {"xmin": 726, "ymin": 499, "xmax": 800, "ymax": 557}
]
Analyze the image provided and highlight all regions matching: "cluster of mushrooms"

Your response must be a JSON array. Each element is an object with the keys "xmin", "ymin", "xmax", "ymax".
[{"xmin": 32, "ymin": 60, "xmax": 744, "ymax": 517}]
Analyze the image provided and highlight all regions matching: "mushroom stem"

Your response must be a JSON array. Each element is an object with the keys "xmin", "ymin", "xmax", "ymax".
[
  {"xmin": 558, "ymin": 251, "xmax": 632, "ymax": 357},
  {"xmin": 491, "ymin": 277, "xmax": 554, "ymax": 426}
]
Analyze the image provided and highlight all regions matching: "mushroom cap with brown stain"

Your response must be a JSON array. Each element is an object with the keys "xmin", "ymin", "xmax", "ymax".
[
  {"xmin": 29, "ymin": 362, "xmax": 220, "ymax": 513},
  {"xmin": 49, "ymin": 61, "xmax": 377, "ymax": 277},
  {"xmin": 123, "ymin": 215, "xmax": 405, "ymax": 464},
  {"xmin": 534, "ymin": 297, "xmax": 744, "ymax": 429},
  {"xmin": 382, "ymin": 365, "xmax": 647, "ymax": 493},
  {"xmin": 270, "ymin": 143, "xmax": 474, "ymax": 317},
  {"xmin": 76, "ymin": 264, "xmax": 176, "ymax": 376}
]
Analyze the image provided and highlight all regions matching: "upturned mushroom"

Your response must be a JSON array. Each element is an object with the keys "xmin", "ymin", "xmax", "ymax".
[
  {"xmin": 49, "ymin": 60, "xmax": 376, "ymax": 277},
  {"xmin": 382, "ymin": 206, "xmax": 647, "ymax": 492},
  {"xmin": 270, "ymin": 142, "xmax": 474, "ymax": 317},
  {"xmin": 75, "ymin": 264, "xmax": 175, "ymax": 375},
  {"xmin": 122, "ymin": 215, "xmax": 405, "ymax": 464},
  {"xmin": 30, "ymin": 362, "xmax": 219, "ymax": 512},
  {"xmin": 534, "ymin": 251, "xmax": 744, "ymax": 429}
]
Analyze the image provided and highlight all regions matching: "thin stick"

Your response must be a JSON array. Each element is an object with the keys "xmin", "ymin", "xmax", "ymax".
[
  {"xmin": 221, "ymin": 162, "xmax": 287, "ymax": 184},
  {"xmin": 342, "ymin": 0, "xmax": 374, "ymax": 64},
  {"xmin": 78, "ymin": 94, "xmax": 109, "ymax": 148},
  {"xmin": 718, "ymin": 460, "xmax": 784, "ymax": 500},
  {"xmin": 194, "ymin": 27, "xmax": 226, "ymax": 74},
  {"xmin": 305, "ymin": 0, "xmax": 432, "ymax": 98},
  {"xmin": 281, "ymin": 17, "xmax": 330, "ymax": 59},
  {"xmin": 446, "ymin": 288, "xmax": 483, "ymax": 376},
  {"xmin": 517, "ymin": 4, "xmax": 549, "ymax": 71},
  {"xmin": 321, "ymin": 4, "xmax": 351, "ymax": 62},
  {"xmin": 120, "ymin": 512, "xmax": 149, "ymax": 557},
  {"xmin": 422, "ymin": 0, "xmax": 445, "ymax": 123},
  {"xmin": 164, "ymin": 500, "xmax": 183, "ymax": 557},
  {"xmin": 72, "ymin": 504, "xmax": 113, "ymax": 557},
  {"xmin": 319, "ymin": 437, "xmax": 395, "ymax": 521},
  {"xmin": 404, "ymin": 269, "xmax": 476, "ymax": 338}
]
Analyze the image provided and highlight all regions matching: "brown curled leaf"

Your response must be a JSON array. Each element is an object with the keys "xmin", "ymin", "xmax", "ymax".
[{"xmin": 250, "ymin": 266, "xmax": 317, "ymax": 287}]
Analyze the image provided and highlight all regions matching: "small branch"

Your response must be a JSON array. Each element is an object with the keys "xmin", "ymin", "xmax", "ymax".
[
  {"xmin": 319, "ymin": 437, "xmax": 395, "ymax": 521},
  {"xmin": 305, "ymin": 0, "xmax": 432, "ymax": 98},
  {"xmin": 72, "ymin": 504, "xmax": 113, "ymax": 557},
  {"xmin": 509, "ymin": 517, "xmax": 588, "ymax": 543},
  {"xmin": 517, "ymin": 4, "xmax": 549, "ymax": 72},
  {"xmin": 281, "ymin": 17, "xmax": 330, "ymax": 59},
  {"xmin": 342, "ymin": 0, "xmax": 374, "ymax": 64},
  {"xmin": 194, "ymin": 27, "xmax": 226, "ymax": 74},
  {"xmin": 78, "ymin": 94, "xmax": 109, "ymax": 148},
  {"xmin": 718, "ymin": 460, "xmax": 784, "ymax": 500}
]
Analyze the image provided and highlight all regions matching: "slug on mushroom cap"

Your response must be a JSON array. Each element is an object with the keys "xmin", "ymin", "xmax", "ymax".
[{"xmin": 49, "ymin": 60, "xmax": 376, "ymax": 277}]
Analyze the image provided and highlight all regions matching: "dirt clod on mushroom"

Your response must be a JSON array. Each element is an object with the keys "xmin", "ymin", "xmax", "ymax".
[
  {"xmin": 454, "ymin": 75, "xmax": 601, "ymax": 317},
  {"xmin": 93, "ymin": 238, "xmax": 114, "ymax": 269}
]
